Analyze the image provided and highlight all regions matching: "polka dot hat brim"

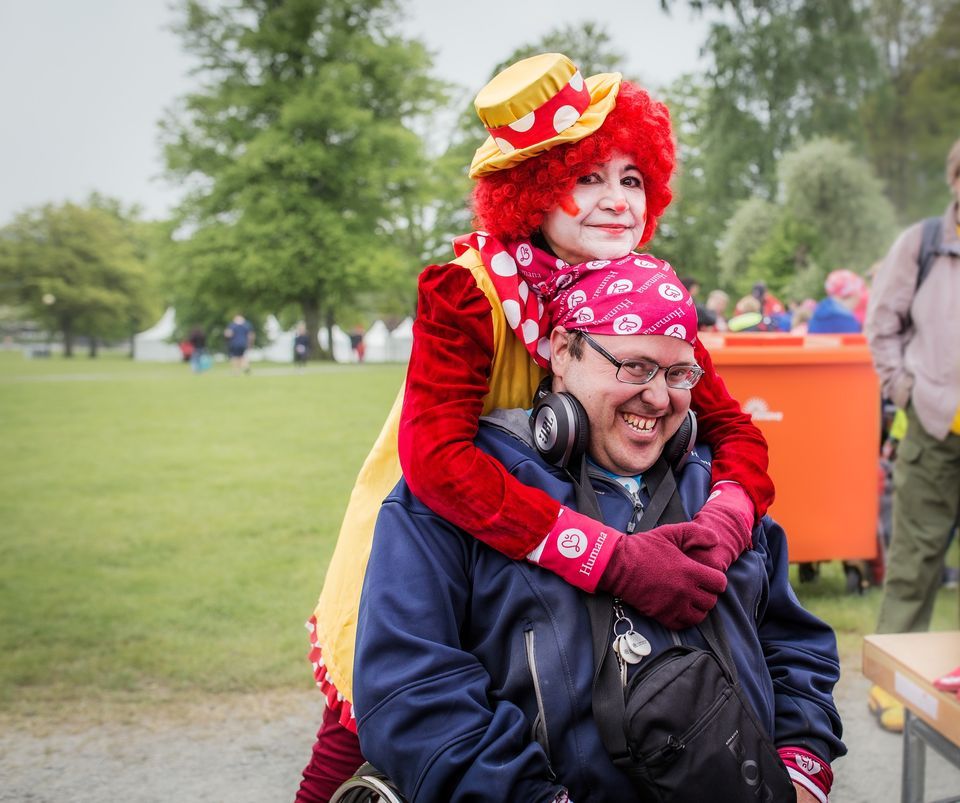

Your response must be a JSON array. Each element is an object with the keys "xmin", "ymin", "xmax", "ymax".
[{"xmin": 469, "ymin": 71, "xmax": 622, "ymax": 179}]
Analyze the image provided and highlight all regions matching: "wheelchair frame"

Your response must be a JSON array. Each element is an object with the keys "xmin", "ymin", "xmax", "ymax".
[{"xmin": 328, "ymin": 763, "xmax": 408, "ymax": 803}]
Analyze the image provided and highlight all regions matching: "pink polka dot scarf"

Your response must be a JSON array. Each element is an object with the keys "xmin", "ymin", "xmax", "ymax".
[
  {"xmin": 453, "ymin": 231, "xmax": 567, "ymax": 368},
  {"xmin": 452, "ymin": 232, "xmax": 697, "ymax": 370}
]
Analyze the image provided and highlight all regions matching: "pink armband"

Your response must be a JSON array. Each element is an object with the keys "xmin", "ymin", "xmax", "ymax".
[{"xmin": 778, "ymin": 747, "xmax": 833, "ymax": 803}]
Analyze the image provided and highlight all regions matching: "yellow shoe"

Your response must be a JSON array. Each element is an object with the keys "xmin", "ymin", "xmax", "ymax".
[{"xmin": 868, "ymin": 684, "xmax": 904, "ymax": 733}]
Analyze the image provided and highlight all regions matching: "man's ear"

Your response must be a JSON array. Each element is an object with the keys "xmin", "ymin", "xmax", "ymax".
[{"xmin": 549, "ymin": 326, "xmax": 572, "ymax": 383}]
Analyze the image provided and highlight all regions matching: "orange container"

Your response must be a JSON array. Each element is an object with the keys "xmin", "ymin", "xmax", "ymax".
[{"xmin": 701, "ymin": 332, "xmax": 879, "ymax": 563}]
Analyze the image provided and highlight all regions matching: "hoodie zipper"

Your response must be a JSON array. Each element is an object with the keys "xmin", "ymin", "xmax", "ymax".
[
  {"xmin": 588, "ymin": 469, "xmax": 645, "ymax": 534},
  {"xmin": 590, "ymin": 473, "xmax": 684, "ymax": 647},
  {"xmin": 523, "ymin": 626, "xmax": 556, "ymax": 778}
]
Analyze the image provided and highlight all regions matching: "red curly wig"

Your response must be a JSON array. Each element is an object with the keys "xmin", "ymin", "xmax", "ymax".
[{"xmin": 472, "ymin": 81, "xmax": 675, "ymax": 247}]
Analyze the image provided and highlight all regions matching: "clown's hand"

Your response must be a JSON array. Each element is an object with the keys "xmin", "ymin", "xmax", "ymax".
[
  {"xmin": 598, "ymin": 530, "xmax": 727, "ymax": 629},
  {"xmin": 651, "ymin": 483, "xmax": 755, "ymax": 574},
  {"xmin": 527, "ymin": 505, "xmax": 728, "ymax": 630}
]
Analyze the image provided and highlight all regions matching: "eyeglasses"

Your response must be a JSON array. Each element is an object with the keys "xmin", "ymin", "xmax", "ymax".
[{"xmin": 578, "ymin": 331, "xmax": 704, "ymax": 389}]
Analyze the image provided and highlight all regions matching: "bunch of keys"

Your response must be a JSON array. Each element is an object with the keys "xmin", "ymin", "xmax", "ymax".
[
  {"xmin": 615, "ymin": 629, "xmax": 652, "ymax": 665},
  {"xmin": 612, "ymin": 599, "xmax": 652, "ymax": 686}
]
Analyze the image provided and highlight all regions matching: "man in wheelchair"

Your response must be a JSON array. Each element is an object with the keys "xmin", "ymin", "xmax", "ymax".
[{"xmin": 353, "ymin": 262, "xmax": 844, "ymax": 802}]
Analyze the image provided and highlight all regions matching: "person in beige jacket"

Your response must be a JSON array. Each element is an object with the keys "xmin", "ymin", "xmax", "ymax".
[{"xmin": 864, "ymin": 137, "xmax": 960, "ymax": 731}]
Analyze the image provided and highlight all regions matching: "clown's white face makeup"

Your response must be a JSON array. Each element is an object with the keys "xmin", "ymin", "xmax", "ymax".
[{"xmin": 541, "ymin": 151, "xmax": 648, "ymax": 265}]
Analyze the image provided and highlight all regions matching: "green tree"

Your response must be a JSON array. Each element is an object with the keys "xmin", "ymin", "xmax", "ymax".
[
  {"xmin": 718, "ymin": 139, "xmax": 896, "ymax": 301},
  {"xmin": 162, "ymin": 0, "xmax": 446, "ymax": 356},
  {"xmin": 862, "ymin": 0, "xmax": 960, "ymax": 220},
  {"xmin": 0, "ymin": 201, "xmax": 157, "ymax": 357},
  {"xmin": 489, "ymin": 23, "xmax": 626, "ymax": 78},
  {"xmin": 716, "ymin": 196, "xmax": 780, "ymax": 292},
  {"xmin": 655, "ymin": 74, "xmax": 729, "ymax": 278},
  {"xmin": 658, "ymin": 0, "xmax": 882, "ymax": 285}
]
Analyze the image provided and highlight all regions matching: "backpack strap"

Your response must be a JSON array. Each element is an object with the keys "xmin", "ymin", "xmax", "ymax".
[
  {"xmin": 582, "ymin": 455, "xmax": 698, "ymax": 760},
  {"xmin": 903, "ymin": 216, "xmax": 944, "ymax": 331},
  {"xmin": 916, "ymin": 216, "xmax": 943, "ymax": 292}
]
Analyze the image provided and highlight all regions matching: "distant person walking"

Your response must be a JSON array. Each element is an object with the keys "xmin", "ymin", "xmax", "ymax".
[
  {"xmin": 865, "ymin": 137, "xmax": 960, "ymax": 732},
  {"xmin": 293, "ymin": 322, "xmax": 310, "ymax": 367},
  {"xmin": 348, "ymin": 327, "xmax": 365, "ymax": 363},
  {"xmin": 188, "ymin": 326, "xmax": 209, "ymax": 373},
  {"xmin": 224, "ymin": 314, "xmax": 254, "ymax": 374}
]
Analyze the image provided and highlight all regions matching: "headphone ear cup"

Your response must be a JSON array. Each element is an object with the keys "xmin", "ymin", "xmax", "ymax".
[
  {"xmin": 532, "ymin": 376, "xmax": 552, "ymax": 405},
  {"xmin": 530, "ymin": 391, "xmax": 590, "ymax": 468},
  {"xmin": 567, "ymin": 393, "xmax": 590, "ymax": 466},
  {"xmin": 664, "ymin": 409, "xmax": 697, "ymax": 470}
]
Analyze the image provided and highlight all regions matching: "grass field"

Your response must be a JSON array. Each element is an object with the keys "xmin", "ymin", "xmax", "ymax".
[
  {"xmin": 0, "ymin": 349, "xmax": 956, "ymax": 715},
  {"xmin": 0, "ymin": 351, "xmax": 406, "ymax": 711}
]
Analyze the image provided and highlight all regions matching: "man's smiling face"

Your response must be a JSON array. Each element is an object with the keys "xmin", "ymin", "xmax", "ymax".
[{"xmin": 550, "ymin": 328, "xmax": 694, "ymax": 476}]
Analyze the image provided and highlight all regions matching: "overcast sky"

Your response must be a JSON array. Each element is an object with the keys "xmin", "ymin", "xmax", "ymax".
[{"xmin": 0, "ymin": 1, "xmax": 714, "ymax": 225}]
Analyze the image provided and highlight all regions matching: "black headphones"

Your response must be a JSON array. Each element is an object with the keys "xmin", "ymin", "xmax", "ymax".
[{"xmin": 529, "ymin": 377, "xmax": 697, "ymax": 471}]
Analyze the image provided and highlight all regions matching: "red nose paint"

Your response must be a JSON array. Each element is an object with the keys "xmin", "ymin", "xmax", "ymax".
[
  {"xmin": 558, "ymin": 195, "xmax": 580, "ymax": 216},
  {"xmin": 613, "ymin": 201, "xmax": 628, "ymax": 213}
]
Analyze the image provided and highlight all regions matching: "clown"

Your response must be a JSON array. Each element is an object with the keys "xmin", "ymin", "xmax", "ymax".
[{"xmin": 298, "ymin": 53, "xmax": 774, "ymax": 801}]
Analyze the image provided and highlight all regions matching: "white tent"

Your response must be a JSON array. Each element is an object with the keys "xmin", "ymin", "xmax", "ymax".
[
  {"xmin": 251, "ymin": 315, "xmax": 295, "ymax": 363},
  {"xmin": 359, "ymin": 318, "xmax": 414, "ymax": 363},
  {"xmin": 389, "ymin": 316, "xmax": 414, "ymax": 363},
  {"xmin": 361, "ymin": 320, "xmax": 391, "ymax": 362},
  {"xmin": 318, "ymin": 324, "xmax": 354, "ymax": 363},
  {"xmin": 133, "ymin": 307, "xmax": 182, "ymax": 362}
]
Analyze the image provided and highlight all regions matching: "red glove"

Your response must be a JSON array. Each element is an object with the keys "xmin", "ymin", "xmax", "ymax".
[
  {"xmin": 598, "ymin": 530, "xmax": 728, "ymax": 630},
  {"xmin": 527, "ymin": 506, "xmax": 621, "ymax": 592},
  {"xmin": 528, "ymin": 503, "xmax": 729, "ymax": 629},
  {"xmin": 650, "ymin": 483, "xmax": 755, "ymax": 573}
]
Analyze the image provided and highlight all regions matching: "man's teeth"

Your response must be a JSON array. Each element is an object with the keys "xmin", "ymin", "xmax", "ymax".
[{"xmin": 622, "ymin": 413, "xmax": 655, "ymax": 432}]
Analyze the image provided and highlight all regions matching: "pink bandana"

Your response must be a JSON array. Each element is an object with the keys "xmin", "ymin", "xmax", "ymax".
[
  {"xmin": 453, "ymin": 233, "xmax": 696, "ymax": 369},
  {"xmin": 546, "ymin": 257, "xmax": 698, "ymax": 343}
]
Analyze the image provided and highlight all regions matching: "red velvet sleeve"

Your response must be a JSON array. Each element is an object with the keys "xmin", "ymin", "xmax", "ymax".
[
  {"xmin": 398, "ymin": 264, "xmax": 560, "ymax": 560},
  {"xmin": 691, "ymin": 339, "xmax": 775, "ymax": 519}
]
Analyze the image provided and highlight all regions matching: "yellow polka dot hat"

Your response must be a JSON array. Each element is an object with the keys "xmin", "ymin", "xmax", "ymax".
[{"xmin": 469, "ymin": 52, "xmax": 622, "ymax": 178}]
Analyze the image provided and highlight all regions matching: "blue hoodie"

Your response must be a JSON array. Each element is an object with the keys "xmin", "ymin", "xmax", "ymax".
[{"xmin": 354, "ymin": 411, "xmax": 845, "ymax": 802}]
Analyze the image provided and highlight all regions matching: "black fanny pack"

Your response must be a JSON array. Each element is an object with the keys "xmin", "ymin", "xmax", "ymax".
[
  {"xmin": 611, "ymin": 616, "xmax": 795, "ymax": 802},
  {"xmin": 576, "ymin": 458, "xmax": 796, "ymax": 803}
]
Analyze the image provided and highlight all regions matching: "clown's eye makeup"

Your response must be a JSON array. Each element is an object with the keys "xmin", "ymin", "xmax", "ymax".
[{"xmin": 575, "ymin": 169, "xmax": 643, "ymax": 189}]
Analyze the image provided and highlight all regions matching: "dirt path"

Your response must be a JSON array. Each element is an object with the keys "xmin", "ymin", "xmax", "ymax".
[
  {"xmin": 2, "ymin": 668, "xmax": 958, "ymax": 802},
  {"xmin": 0, "ymin": 689, "xmax": 324, "ymax": 802}
]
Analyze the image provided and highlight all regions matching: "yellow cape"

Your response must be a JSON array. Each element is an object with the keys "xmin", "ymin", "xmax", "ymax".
[{"xmin": 311, "ymin": 247, "xmax": 547, "ymax": 704}]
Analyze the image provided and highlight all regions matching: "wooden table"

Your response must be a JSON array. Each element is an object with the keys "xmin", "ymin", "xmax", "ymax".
[{"xmin": 863, "ymin": 632, "xmax": 960, "ymax": 802}]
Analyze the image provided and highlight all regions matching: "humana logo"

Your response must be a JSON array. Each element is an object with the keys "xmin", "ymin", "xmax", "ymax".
[{"xmin": 742, "ymin": 397, "xmax": 784, "ymax": 422}]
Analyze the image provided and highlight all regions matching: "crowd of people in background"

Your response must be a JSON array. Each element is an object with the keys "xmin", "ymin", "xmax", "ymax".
[
  {"xmin": 173, "ymin": 262, "xmax": 879, "ymax": 374},
  {"xmin": 176, "ymin": 318, "xmax": 372, "ymax": 371},
  {"xmin": 682, "ymin": 271, "xmax": 871, "ymax": 337}
]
